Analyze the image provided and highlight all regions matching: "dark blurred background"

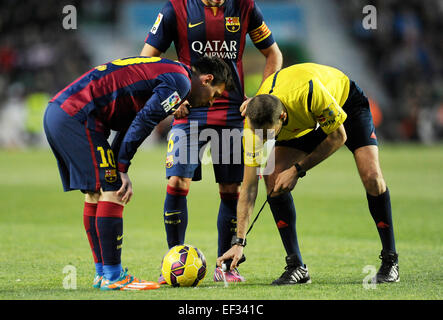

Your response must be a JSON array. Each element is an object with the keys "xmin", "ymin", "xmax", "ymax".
[{"xmin": 1, "ymin": 0, "xmax": 442, "ymax": 148}]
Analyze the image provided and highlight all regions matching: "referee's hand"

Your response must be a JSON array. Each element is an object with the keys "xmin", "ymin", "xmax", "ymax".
[{"xmin": 217, "ymin": 245, "xmax": 244, "ymax": 271}]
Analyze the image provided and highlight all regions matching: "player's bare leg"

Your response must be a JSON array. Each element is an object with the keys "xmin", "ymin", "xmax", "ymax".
[
  {"xmin": 264, "ymin": 146, "xmax": 306, "ymax": 194},
  {"xmin": 264, "ymin": 146, "xmax": 311, "ymax": 285},
  {"xmin": 168, "ymin": 176, "xmax": 192, "ymax": 191},
  {"xmin": 353, "ymin": 145, "xmax": 386, "ymax": 196},
  {"xmin": 353, "ymin": 145, "xmax": 399, "ymax": 283}
]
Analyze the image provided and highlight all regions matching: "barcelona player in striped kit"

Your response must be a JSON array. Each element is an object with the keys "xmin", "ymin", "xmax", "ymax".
[
  {"xmin": 141, "ymin": 0, "xmax": 282, "ymax": 283},
  {"xmin": 43, "ymin": 56, "xmax": 231, "ymax": 290}
]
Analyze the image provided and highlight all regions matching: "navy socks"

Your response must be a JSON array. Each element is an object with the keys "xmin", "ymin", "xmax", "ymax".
[
  {"xmin": 268, "ymin": 192, "xmax": 304, "ymax": 267},
  {"xmin": 367, "ymin": 187, "xmax": 397, "ymax": 255},
  {"xmin": 164, "ymin": 185, "xmax": 189, "ymax": 248},
  {"xmin": 96, "ymin": 201, "xmax": 124, "ymax": 281},
  {"xmin": 217, "ymin": 192, "xmax": 239, "ymax": 257}
]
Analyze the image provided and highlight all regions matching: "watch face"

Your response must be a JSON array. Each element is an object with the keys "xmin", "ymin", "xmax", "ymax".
[{"xmin": 233, "ymin": 237, "xmax": 246, "ymax": 246}]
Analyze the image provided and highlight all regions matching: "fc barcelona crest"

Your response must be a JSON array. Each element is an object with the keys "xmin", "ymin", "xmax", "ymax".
[
  {"xmin": 104, "ymin": 169, "xmax": 117, "ymax": 183},
  {"xmin": 225, "ymin": 17, "xmax": 240, "ymax": 32}
]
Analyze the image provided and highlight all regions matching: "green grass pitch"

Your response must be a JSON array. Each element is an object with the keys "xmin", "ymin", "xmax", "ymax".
[{"xmin": 0, "ymin": 143, "xmax": 442, "ymax": 300}]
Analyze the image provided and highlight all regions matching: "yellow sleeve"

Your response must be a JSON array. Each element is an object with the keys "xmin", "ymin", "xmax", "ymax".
[
  {"xmin": 310, "ymin": 78, "xmax": 347, "ymax": 134},
  {"xmin": 243, "ymin": 120, "xmax": 264, "ymax": 167}
]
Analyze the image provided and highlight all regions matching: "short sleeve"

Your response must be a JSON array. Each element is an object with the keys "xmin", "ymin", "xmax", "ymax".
[
  {"xmin": 243, "ymin": 119, "xmax": 265, "ymax": 167},
  {"xmin": 247, "ymin": 3, "xmax": 275, "ymax": 50},
  {"xmin": 145, "ymin": 1, "xmax": 177, "ymax": 53},
  {"xmin": 155, "ymin": 72, "xmax": 191, "ymax": 113},
  {"xmin": 309, "ymin": 78, "xmax": 347, "ymax": 134}
]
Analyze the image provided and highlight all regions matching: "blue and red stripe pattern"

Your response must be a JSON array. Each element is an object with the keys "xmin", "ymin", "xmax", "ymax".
[
  {"xmin": 50, "ymin": 57, "xmax": 191, "ymax": 131},
  {"xmin": 145, "ymin": 0, "xmax": 275, "ymax": 128}
]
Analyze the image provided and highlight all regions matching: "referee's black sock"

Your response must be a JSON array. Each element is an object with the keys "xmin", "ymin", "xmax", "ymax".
[
  {"xmin": 367, "ymin": 187, "xmax": 397, "ymax": 258},
  {"xmin": 217, "ymin": 192, "xmax": 239, "ymax": 258},
  {"xmin": 268, "ymin": 192, "xmax": 304, "ymax": 267}
]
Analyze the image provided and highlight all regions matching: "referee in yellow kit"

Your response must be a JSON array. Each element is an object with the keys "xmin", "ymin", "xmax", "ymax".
[{"xmin": 217, "ymin": 63, "xmax": 399, "ymax": 285}]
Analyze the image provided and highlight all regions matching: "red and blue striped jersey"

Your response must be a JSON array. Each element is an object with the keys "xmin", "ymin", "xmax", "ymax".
[
  {"xmin": 49, "ymin": 56, "xmax": 191, "ymax": 171},
  {"xmin": 145, "ymin": 0, "xmax": 275, "ymax": 128}
]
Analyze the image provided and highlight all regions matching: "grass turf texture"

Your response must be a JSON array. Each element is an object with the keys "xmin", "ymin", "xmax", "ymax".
[{"xmin": 0, "ymin": 143, "xmax": 442, "ymax": 300}]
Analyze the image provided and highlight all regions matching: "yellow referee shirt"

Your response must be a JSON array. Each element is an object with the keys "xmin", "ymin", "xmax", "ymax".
[{"xmin": 244, "ymin": 63, "xmax": 350, "ymax": 167}]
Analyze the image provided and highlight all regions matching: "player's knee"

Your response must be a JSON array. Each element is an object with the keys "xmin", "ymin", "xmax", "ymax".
[
  {"xmin": 168, "ymin": 176, "xmax": 191, "ymax": 190},
  {"xmin": 218, "ymin": 183, "xmax": 240, "ymax": 194},
  {"xmin": 362, "ymin": 171, "xmax": 386, "ymax": 196}
]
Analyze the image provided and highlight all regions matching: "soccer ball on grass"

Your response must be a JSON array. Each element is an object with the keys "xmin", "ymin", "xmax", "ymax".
[{"xmin": 161, "ymin": 244, "xmax": 207, "ymax": 287}]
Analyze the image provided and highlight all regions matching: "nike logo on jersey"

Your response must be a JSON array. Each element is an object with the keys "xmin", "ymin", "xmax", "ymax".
[
  {"xmin": 117, "ymin": 235, "xmax": 123, "ymax": 241},
  {"xmin": 188, "ymin": 21, "xmax": 204, "ymax": 28}
]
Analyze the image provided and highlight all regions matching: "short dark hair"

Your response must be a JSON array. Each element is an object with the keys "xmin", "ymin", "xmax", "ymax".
[
  {"xmin": 245, "ymin": 94, "xmax": 284, "ymax": 129},
  {"xmin": 191, "ymin": 56, "xmax": 234, "ymax": 91}
]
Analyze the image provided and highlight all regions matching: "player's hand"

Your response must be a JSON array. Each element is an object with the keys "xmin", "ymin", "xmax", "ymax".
[
  {"xmin": 240, "ymin": 98, "xmax": 252, "ymax": 117},
  {"xmin": 116, "ymin": 172, "xmax": 133, "ymax": 204},
  {"xmin": 216, "ymin": 245, "xmax": 244, "ymax": 271},
  {"xmin": 173, "ymin": 102, "xmax": 190, "ymax": 119},
  {"xmin": 273, "ymin": 166, "xmax": 298, "ymax": 194}
]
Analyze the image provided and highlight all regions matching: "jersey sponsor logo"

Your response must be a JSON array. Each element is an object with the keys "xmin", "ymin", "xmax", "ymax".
[
  {"xmin": 191, "ymin": 40, "xmax": 238, "ymax": 59},
  {"xmin": 225, "ymin": 17, "xmax": 240, "ymax": 32},
  {"xmin": 188, "ymin": 21, "xmax": 204, "ymax": 28},
  {"xmin": 161, "ymin": 91, "xmax": 181, "ymax": 113},
  {"xmin": 151, "ymin": 13, "xmax": 163, "ymax": 34}
]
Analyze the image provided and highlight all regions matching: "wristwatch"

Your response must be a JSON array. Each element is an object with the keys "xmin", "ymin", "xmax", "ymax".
[
  {"xmin": 231, "ymin": 236, "xmax": 247, "ymax": 247},
  {"xmin": 294, "ymin": 163, "xmax": 306, "ymax": 178}
]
